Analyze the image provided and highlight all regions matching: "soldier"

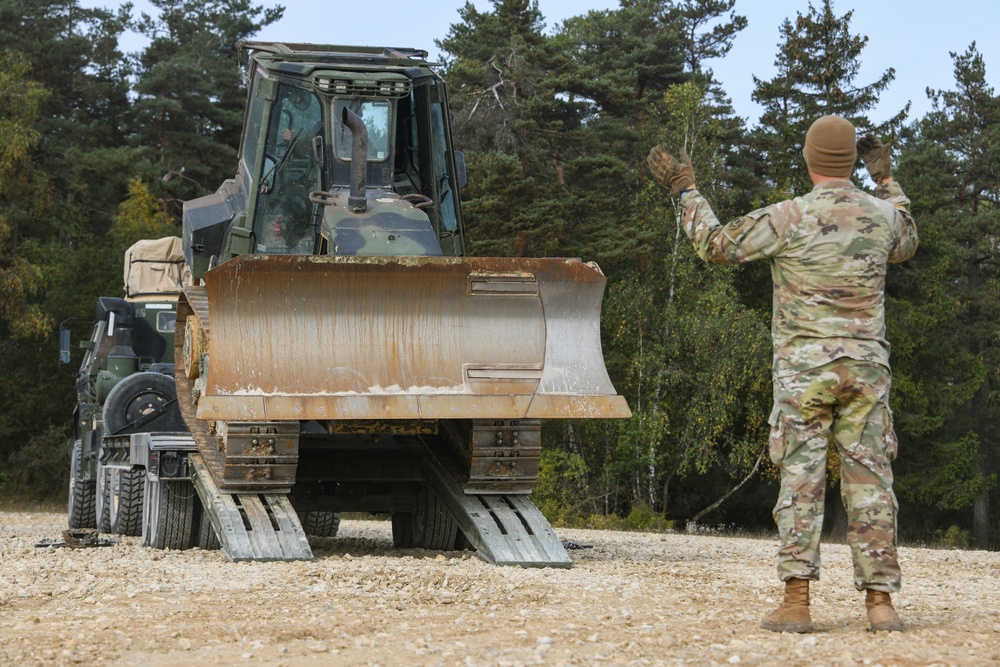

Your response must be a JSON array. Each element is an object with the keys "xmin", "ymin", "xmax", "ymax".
[
  {"xmin": 647, "ymin": 115, "xmax": 917, "ymax": 633},
  {"xmin": 279, "ymin": 87, "xmax": 319, "ymax": 143},
  {"xmin": 260, "ymin": 86, "xmax": 323, "ymax": 250}
]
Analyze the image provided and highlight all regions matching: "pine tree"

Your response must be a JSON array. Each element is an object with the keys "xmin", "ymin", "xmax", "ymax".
[
  {"xmin": 437, "ymin": 0, "xmax": 548, "ymax": 154},
  {"xmin": 891, "ymin": 44, "xmax": 1000, "ymax": 549},
  {"xmin": 0, "ymin": 0, "xmax": 136, "ymax": 238},
  {"xmin": 0, "ymin": 2, "xmax": 140, "ymax": 500},
  {"xmin": 546, "ymin": 0, "xmax": 688, "ymax": 268},
  {"xmin": 437, "ymin": 0, "xmax": 575, "ymax": 258},
  {"xmin": 750, "ymin": 0, "xmax": 908, "ymax": 196},
  {"xmin": 132, "ymin": 0, "xmax": 284, "ymax": 214},
  {"xmin": 675, "ymin": 0, "xmax": 747, "ymax": 74}
]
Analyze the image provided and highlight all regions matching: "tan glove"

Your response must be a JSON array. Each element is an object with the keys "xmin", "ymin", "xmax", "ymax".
[
  {"xmin": 647, "ymin": 145, "xmax": 695, "ymax": 197},
  {"xmin": 857, "ymin": 133, "xmax": 892, "ymax": 183}
]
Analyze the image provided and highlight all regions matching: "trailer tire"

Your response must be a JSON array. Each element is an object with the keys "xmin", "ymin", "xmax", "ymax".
[
  {"xmin": 109, "ymin": 468, "xmax": 145, "ymax": 536},
  {"xmin": 392, "ymin": 485, "xmax": 458, "ymax": 551},
  {"xmin": 454, "ymin": 530, "xmax": 473, "ymax": 551},
  {"xmin": 299, "ymin": 511, "xmax": 341, "ymax": 537},
  {"xmin": 68, "ymin": 440, "xmax": 97, "ymax": 529},
  {"xmin": 104, "ymin": 372, "xmax": 185, "ymax": 435},
  {"xmin": 142, "ymin": 476, "xmax": 197, "ymax": 550},
  {"xmin": 194, "ymin": 499, "xmax": 221, "ymax": 550},
  {"xmin": 95, "ymin": 463, "xmax": 112, "ymax": 533}
]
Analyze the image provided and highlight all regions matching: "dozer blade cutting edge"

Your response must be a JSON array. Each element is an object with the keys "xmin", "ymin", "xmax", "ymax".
[{"xmin": 191, "ymin": 254, "xmax": 631, "ymax": 422}]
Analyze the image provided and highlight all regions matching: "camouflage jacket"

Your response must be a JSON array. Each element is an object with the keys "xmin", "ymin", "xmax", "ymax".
[{"xmin": 680, "ymin": 179, "xmax": 918, "ymax": 377}]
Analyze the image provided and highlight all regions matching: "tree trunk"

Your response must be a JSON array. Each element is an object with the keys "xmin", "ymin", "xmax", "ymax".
[
  {"xmin": 661, "ymin": 468, "xmax": 676, "ymax": 516},
  {"xmin": 551, "ymin": 147, "xmax": 564, "ymax": 187},
  {"xmin": 688, "ymin": 450, "xmax": 764, "ymax": 527},
  {"xmin": 562, "ymin": 421, "xmax": 577, "ymax": 455},
  {"xmin": 974, "ymin": 454, "xmax": 990, "ymax": 550}
]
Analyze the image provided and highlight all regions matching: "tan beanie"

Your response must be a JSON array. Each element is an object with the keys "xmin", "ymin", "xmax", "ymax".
[{"xmin": 802, "ymin": 115, "xmax": 857, "ymax": 178}]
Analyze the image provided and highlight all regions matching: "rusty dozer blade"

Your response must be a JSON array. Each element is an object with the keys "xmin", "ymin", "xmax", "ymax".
[{"xmin": 194, "ymin": 255, "xmax": 631, "ymax": 422}]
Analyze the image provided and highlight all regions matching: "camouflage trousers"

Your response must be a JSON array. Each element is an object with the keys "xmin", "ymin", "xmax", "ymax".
[{"xmin": 768, "ymin": 359, "xmax": 901, "ymax": 592}]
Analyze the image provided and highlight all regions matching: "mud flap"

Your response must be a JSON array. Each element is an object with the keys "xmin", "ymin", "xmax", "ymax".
[
  {"xmin": 424, "ymin": 452, "xmax": 571, "ymax": 568},
  {"xmin": 189, "ymin": 454, "xmax": 312, "ymax": 562}
]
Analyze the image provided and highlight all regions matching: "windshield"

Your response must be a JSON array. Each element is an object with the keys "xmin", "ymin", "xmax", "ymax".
[
  {"xmin": 334, "ymin": 99, "xmax": 391, "ymax": 162},
  {"xmin": 253, "ymin": 83, "xmax": 323, "ymax": 254}
]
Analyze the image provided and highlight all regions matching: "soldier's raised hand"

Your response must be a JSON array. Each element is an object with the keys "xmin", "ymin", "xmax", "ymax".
[
  {"xmin": 857, "ymin": 133, "xmax": 893, "ymax": 183},
  {"xmin": 647, "ymin": 146, "xmax": 696, "ymax": 197}
]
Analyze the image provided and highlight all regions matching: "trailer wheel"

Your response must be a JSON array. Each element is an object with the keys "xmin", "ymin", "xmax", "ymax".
[
  {"xmin": 109, "ymin": 468, "xmax": 145, "ymax": 536},
  {"xmin": 454, "ymin": 530, "xmax": 473, "ymax": 551},
  {"xmin": 194, "ymin": 498, "xmax": 221, "ymax": 550},
  {"xmin": 392, "ymin": 485, "xmax": 458, "ymax": 550},
  {"xmin": 95, "ymin": 463, "xmax": 112, "ymax": 533},
  {"xmin": 142, "ymin": 476, "xmax": 197, "ymax": 550},
  {"xmin": 104, "ymin": 372, "xmax": 185, "ymax": 435},
  {"xmin": 68, "ymin": 440, "xmax": 96, "ymax": 529},
  {"xmin": 299, "ymin": 511, "xmax": 341, "ymax": 537}
]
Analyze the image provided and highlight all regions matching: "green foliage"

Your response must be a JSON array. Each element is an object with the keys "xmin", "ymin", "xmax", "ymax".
[
  {"xmin": 533, "ymin": 447, "xmax": 591, "ymax": 526},
  {"xmin": 674, "ymin": 0, "xmax": 747, "ymax": 71},
  {"xmin": 591, "ymin": 77, "xmax": 770, "ymax": 522},
  {"xmin": 461, "ymin": 150, "xmax": 568, "ymax": 257},
  {"xmin": 0, "ymin": 0, "xmax": 996, "ymax": 551},
  {"xmin": 0, "ymin": 425, "xmax": 69, "ymax": 500},
  {"xmin": 437, "ymin": 0, "xmax": 547, "ymax": 153},
  {"xmin": 890, "ymin": 43, "xmax": 1000, "ymax": 548},
  {"xmin": 574, "ymin": 507, "xmax": 674, "ymax": 533},
  {"xmin": 625, "ymin": 502, "xmax": 673, "ymax": 532},
  {"xmin": 133, "ymin": 0, "xmax": 284, "ymax": 213},
  {"xmin": 937, "ymin": 525, "xmax": 972, "ymax": 550},
  {"xmin": 749, "ymin": 0, "xmax": 907, "ymax": 194},
  {"xmin": 554, "ymin": 1, "xmax": 685, "ymax": 122},
  {"xmin": 0, "ymin": 0, "xmax": 137, "ymax": 241},
  {"xmin": 0, "ymin": 50, "xmax": 51, "ymax": 340},
  {"xmin": 0, "ymin": 51, "xmax": 45, "ymax": 176}
]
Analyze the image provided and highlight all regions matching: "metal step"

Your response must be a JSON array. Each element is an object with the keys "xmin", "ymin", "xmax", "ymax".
[
  {"xmin": 189, "ymin": 454, "xmax": 313, "ymax": 562},
  {"xmin": 424, "ymin": 453, "xmax": 571, "ymax": 568}
]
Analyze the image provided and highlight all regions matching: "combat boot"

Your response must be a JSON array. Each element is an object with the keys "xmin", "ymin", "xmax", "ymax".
[
  {"xmin": 866, "ymin": 590, "xmax": 904, "ymax": 632},
  {"xmin": 760, "ymin": 578, "xmax": 812, "ymax": 633}
]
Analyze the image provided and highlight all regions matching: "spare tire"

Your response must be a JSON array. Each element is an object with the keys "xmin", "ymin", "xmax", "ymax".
[{"xmin": 103, "ymin": 371, "xmax": 185, "ymax": 435}]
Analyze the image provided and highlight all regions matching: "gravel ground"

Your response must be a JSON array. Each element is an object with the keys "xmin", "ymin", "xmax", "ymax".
[{"xmin": 1, "ymin": 511, "xmax": 998, "ymax": 666}]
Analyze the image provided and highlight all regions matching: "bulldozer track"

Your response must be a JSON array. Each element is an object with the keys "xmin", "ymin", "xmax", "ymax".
[
  {"xmin": 174, "ymin": 287, "xmax": 224, "ymax": 484},
  {"xmin": 175, "ymin": 286, "xmax": 299, "ymax": 493}
]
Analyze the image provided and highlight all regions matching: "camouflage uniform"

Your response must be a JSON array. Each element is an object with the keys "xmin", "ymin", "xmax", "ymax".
[{"xmin": 679, "ymin": 179, "xmax": 918, "ymax": 592}]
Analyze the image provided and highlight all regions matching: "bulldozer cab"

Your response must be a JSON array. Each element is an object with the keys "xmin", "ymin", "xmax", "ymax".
[{"xmin": 183, "ymin": 44, "xmax": 466, "ymax": 278}]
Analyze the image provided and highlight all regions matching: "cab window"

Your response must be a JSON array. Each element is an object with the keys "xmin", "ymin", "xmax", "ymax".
[{"xmin": 334, "ymin": 99, "xmax": 391, "ymax": 162}]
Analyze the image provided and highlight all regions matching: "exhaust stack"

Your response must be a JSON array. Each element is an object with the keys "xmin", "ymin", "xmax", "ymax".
[{"xmin": 342, "ymin": 107, "xmax": 368, "ymax": 212}]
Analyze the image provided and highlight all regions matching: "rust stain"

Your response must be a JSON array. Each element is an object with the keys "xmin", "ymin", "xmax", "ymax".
[{"xmin": 195, "ymin": 255, "xmax": 630, "ymax": 421}]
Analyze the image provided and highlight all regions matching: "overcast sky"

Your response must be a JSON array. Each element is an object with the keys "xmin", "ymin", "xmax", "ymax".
[{"xmin": 86, "ymin": 0, "xmax": 998, "ymax": 127}]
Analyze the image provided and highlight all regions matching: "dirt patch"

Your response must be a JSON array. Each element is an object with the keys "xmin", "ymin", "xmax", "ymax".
[{"xmin": 1, "ymin": 512, "xmax": 998, "ymax": 665}]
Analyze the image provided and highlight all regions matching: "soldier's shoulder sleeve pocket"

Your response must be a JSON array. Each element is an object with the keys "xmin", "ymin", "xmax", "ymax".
[{"xmin": 722, "ymin": 208, "xmax": 769, "ymax": 243}]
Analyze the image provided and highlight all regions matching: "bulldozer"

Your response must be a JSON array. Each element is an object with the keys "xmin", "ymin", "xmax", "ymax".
[{"xmin": 166, "ymin": 42, "xmax": 629, "ymax": 565}]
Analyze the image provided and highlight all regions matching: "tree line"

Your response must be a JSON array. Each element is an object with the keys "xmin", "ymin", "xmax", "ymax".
[{"xmin": 0, "ymin": 0, "xmax": 996, "ymax": 550}]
